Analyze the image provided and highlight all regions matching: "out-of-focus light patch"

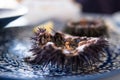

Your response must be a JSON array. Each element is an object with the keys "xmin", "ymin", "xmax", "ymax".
[
  {"xmin": 0, "ymin": 0, "xmax": 19, "ymax": 9},
  {"xmin": 0, "ymin": 6, "xmax": 28, "ymax": 18},
  {"xmin": 6, "ymin": 17, "xmax": 28, "ymax": 28},
  {"xmin": 22, "ymin": 0, "xmax": 81, "ymax": 23}
]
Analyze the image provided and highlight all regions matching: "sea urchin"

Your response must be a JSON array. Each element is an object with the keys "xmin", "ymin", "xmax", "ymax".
[{"xmin": 25, "ymin": 27, "xmax": 108, "ymax": 74}]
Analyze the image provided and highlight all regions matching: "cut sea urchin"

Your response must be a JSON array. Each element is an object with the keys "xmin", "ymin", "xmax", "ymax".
[{"xmin": 25, "ymin": 24, "xmax": 108, "ymax": 74}]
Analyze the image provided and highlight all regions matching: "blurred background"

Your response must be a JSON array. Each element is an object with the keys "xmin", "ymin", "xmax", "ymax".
[
  {"xmin": 76, "ymin": 0, "xmax": 120, "ymax": 14},
  {"xmin": 1, "ymin": 0, "xmax": 120, "ymax": 27},
  {"xmin": 0, "ymin": 0, "xmax": 120, "ymax": 80}
]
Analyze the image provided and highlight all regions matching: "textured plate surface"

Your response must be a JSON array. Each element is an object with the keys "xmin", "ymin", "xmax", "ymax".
[{"xmin": 0, "ymin": 21, "xmax": 120, "ymax": 80}]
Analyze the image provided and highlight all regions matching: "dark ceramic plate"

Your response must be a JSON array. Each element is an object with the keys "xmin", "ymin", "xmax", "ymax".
[
  {"xmin": 0, "ymin": 6, "xmax": 27, "ymax": 27},
  {"xmin": 0, "ymin": 21, "xmax": 120, "ymax": 80}
]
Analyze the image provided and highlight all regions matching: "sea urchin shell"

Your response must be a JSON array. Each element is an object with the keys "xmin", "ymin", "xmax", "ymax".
[
  {"xmin": 64, "ymin": 19, "xmax": 108, "ymax": 37},
  {"xmin": 25, "ymin": 28, "xmax": 108, "ymax": 73}
]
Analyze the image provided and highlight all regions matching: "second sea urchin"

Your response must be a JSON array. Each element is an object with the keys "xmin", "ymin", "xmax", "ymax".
[{"xmin": 64, "ymin": 19, "xmax": 108, "ymax": 37}]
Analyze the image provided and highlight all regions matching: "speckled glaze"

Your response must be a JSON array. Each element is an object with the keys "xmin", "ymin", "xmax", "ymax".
[{"xmin": 0, "ymin": 21, "xmax": 120, "ymax": 80}]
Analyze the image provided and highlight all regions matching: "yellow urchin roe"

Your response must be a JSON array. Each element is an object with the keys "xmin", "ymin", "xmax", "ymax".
[{"xmin": 33, "ymin": 21, "xmax": 54, "ymax": 33}]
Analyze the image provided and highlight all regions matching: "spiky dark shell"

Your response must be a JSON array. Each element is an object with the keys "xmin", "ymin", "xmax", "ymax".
[
  {"xmin": 25, "ymin": 28, "xmax": 108, "ymax": 73},
  {"xmin": 64, "ymin": 19, "xmax": 108, "ymax": 37}
]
